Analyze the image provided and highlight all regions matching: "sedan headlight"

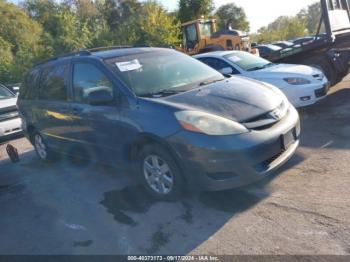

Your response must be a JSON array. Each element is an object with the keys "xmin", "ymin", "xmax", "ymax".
[
  {"xmin": 175, "ymin": 111, "xmax": 248, "ymax": 136},
  {"xmin": 284, "ymin": 77, "xmax": 311, "ymax": 85}
]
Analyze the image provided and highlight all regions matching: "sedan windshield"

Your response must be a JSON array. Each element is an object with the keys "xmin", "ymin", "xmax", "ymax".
[
  {"xmin": 224, "ymin": 51, "xmax": 274, "ymax": 71},
  {"xmin": 0, "ymin": 85, "xmax": 14, "ymax": 99},
  {"xmin": 105, "ymin": 49, "xmax": 223, "ymax": 97},
  {"xmin": 266, "ymin": 44, "xmax": 282, "ymax": 51}
]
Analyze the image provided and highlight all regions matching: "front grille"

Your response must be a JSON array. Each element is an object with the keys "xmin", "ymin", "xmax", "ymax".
[
  {"xmin": 0, "ymin": 105, "xmax": 17, "ymax": 114},
  {"xmin": 262, "ymin": 150, "xmax": 285, "ymax": 167},
  {"xmin": 255, "ymin": 149, "xmax": 286, "ymax": 172},
  {"xmin": 0, "ymin": 105, "xmax": 19, "ymax": 122},
  {"xmin": 0, "ymin": 110, "xmax": 19, "ymax": 122},
  {"xmin": 314, "ymin": 86, "xmax": 327, "ymax": 98},
  {"xmin": 242, "ymin": 100, "xmax": 288, "ymax": 130}
]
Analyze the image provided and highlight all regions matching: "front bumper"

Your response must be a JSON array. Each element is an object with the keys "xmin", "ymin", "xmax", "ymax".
[
  {"xmin": 166, "ymin": 106, "xmax": 300, "ymax": 191},
  {"xmin": 286, "ymin": 80, "xmax": 330, "ymax": 108},
  {"xmin": 0, "ymin": 117, "xmax": 23, "ymax": 138}
]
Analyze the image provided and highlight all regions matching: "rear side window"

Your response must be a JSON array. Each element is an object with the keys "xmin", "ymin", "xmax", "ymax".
[
  {"xmin": 39, "ymin": 63, "xmax": 69, "ymax": 101},
  {"xmin": 21, "ymin": 68, "xmax": 41, "ymax": 100},
  {"xmin": 72, "ymin": 63, "xmax": 113, "ymax": 104}
]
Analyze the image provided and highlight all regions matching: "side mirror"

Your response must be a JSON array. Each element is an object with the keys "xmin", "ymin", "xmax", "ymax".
[
  {"xmin": 87, "ymin": 89, "xmax": 114, "ymax": 106},
  {"xmin": 219, "ymin": 67, "xmax": 233, "ymax": 75}
]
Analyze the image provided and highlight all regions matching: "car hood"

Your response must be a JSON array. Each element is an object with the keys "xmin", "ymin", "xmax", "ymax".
[
  {"xmin": 249, "ymin": 63, "xmax": 321, "ymax": 79},
  {"xmin": 159, "ymin": 77, "xmax": 283, "ymax": 123},
  {"xmin": 0, "ymin": 97, "xmax": 17, "ymax": 109}
]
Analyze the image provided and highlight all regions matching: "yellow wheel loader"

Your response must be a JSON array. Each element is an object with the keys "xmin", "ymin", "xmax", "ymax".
[{"xmin": 178, "ymin": 18, "xmax": 252, "ymax": 55}]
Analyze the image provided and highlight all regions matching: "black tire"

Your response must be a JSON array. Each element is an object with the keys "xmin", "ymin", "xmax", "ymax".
[
  {"xmin": 303, "ymin": 57, "xmax": 338, "ymax": 86},
  {"xmin": 137, "ymin": 143, "xmax": 184, "ymax": 200},
  {"xmin": 31, "ymin": 131, "xmax": 57, "ymax": 162}
]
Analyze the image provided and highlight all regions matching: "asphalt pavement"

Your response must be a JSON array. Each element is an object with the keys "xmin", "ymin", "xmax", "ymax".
[{"xmin": 0, "ymin": 75, "xmax": 350, "ymax": 255}]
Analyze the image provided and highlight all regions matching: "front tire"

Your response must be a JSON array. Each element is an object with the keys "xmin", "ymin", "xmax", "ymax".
[
  {"xmin": 137, "ymin": 144, "xmax": 184, "ymax": 200},
  {"xmin": 32, "ymin": 131, "xmax": 56, "ymax": 162}
]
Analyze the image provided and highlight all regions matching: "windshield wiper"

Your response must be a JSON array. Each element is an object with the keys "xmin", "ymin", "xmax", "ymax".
[
  {"xmin": 142, "ymin": 89, "xmax": 186, "ymax": 98},
  {"xmin": 247, "ymin": 63, "xmax": 274, "ymax": 71},
  {"xmin": 247, "ymin": 66, "xmax": 264, "ymax": 71},
  {"xmin": 262, "ymin": 63, "xmax": 275, "ymax": 68},
  {"xmin": 199, "ymin": 78, "xmax": 224, "ymax": 86}
]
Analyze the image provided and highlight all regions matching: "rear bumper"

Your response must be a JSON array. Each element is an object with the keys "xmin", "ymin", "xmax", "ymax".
[
  {"xmin": 166, "ymin": 106, "xmax": 300, "ymax": 191},
  {"xmin": 0, "ymin": 117, "xmax": 22, "ymax": 138}
]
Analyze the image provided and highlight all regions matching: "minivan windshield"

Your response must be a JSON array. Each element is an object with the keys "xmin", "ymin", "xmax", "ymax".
[
  {"xmin": 105, "ymin": 49, "xmax": 224, "ymax": 97},
  {"xmin": 224, "ymin": 51, "xmax": 274, "ymax": 72},
  {"xmin": 0, "ymin": 85, "xmax": 14, "ymax": 99}
]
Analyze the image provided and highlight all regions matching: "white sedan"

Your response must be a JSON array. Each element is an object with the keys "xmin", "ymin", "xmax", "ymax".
[
  {"xmin": 0, "ymin": 84, "xmax": 22, "ymax": 139},
  {"xmin": 194, "ymin": 51, "xmax": 330, "ymax": 108}
]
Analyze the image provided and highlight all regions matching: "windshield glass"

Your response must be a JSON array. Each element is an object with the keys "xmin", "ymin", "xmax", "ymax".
[
  {"xmin": 224, "ymin": 51, "xmax": 273, "ymax": 71},
  {"xmin": 105, "ymin": 49, "xmax": 223, "ymax": 97},
  {"xmin": 266, "ymin": 44, "xmax": 282, "ymax": 51},
  {"xmin": 0, "ymin": 85, "xmax": 14, "ymax": 99}
]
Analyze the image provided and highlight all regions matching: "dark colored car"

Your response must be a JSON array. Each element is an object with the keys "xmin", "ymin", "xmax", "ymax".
[
  {"xmin": 273, "ymin": 41, "xmax": 295, "ymax": 49},
  {"xmin": 255, "ymin": 44, "xmax": 282, "ymax": 57},
  {"xmin": 18, "ymin": 47, "xmax": 300, "ymax": 199},
  {"xmin": 293, "ymin": 36, "xmax": 315, "ymax": 46}
]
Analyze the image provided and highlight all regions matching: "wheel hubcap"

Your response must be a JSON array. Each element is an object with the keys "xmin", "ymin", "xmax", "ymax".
[
  {"xmin": 143, "ymin": 155, "xmax": 173, "ymax": 195},
  {"xmin": 34, "ymin": 134, "xmax": 47, "ymax": 159}
]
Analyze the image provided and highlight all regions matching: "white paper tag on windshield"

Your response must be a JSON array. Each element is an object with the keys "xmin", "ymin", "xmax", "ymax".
[
  {"xmin": 116, "ymin": 59, "xmax": 142, "ymax": 72},
  {"xmin": 230, "ymin": 56, "xmax": 242, "ymax": 62}
]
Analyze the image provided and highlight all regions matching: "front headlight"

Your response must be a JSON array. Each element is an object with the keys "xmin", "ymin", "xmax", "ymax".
[
  {"xmin": 174, "ymin": 111, "xmax": 248, "ymax": 136},
  {"xmin": 284, "ymin": 77, "xmax": 311, "ymax": 85}
]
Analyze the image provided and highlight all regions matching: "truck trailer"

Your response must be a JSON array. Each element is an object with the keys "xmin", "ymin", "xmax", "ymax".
[{"xmin": 261, "ymin": 0, "xmax": 350, "ymax": 86}]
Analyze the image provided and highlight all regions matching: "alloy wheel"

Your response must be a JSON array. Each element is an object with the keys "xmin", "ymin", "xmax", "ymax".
[
  {"xmin": 34, "ymin": 134, "xmax": 47, "ymax": 160},
  {"xmin": 143, "ymin": 154, "xmax": 174, "ymax": 195}
]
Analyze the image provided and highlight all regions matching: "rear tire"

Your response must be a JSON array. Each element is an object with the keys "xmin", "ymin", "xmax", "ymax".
[{"xmin": 137, "ymin": 144, "xmax": 184, "ymax": 201}]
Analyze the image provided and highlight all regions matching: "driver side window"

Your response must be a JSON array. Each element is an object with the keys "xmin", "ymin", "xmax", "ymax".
[
  {"xmin": 200, "ymin": 58, "xmax": 240, "ymax": 75},
  {"xmin": 73, "ymin": 63, "xmax": 114, "ymax": 104}
]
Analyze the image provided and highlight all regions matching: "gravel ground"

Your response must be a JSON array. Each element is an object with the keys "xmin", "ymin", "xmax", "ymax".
[{"xmin": 0, "ymin": 75, "xmax": 349, "ymax": 255}]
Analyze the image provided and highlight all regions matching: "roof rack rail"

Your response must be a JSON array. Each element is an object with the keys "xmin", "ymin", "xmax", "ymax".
[
  {"xmin": 87, "ymin": 46, "xmax": 133, "ymax": 52},
  {"xmin": 34, "ymin": 45, "xmax": 147, "ymax": 67},
  {"xmin": 34, "ymin": 50, "xmax": 91, "ymax": 66}
]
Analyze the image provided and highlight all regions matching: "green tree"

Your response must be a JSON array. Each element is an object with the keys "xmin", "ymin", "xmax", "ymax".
[
  {"xmin": 0, "ymin": 1, "xmax": 43, "ymax": 83},
  {"xmin": 178, "ymin": 0, "xmax": 214, "ymax": 23},
  {"xmin": 297, "ymin": 2, "xmax": 322, "ymax": 35},
  {"xmin": 51, "ymin": 7, "xmax": 92, "ymax": 54},
  {"xmin": 215, "ymin": 3, "xmax": 250, "ymax": 32},
  {"xmin": 21, "ymin": 0, "xmax": 58, "ymax": 32},
  {"xmin": 101, "ymin": 0, "xmax": 141, "ymax": 29},
  {"xmin": 0, "ymin": 37, "xmax": 14, "ymax": 83},
  {"xmin": 136, "ymin": 1, "xmax": 180, "ymax": 47},
  {"xmin": 96, "ymin": 0, "xmax": 141, "ymax": 46},
  {"xmin": 22, "ymin": 0, "xmax": 93, "ymax": 55},
  {"xmin": 255, "ymin": 16, "xmax": 307, "ymax": 43}
]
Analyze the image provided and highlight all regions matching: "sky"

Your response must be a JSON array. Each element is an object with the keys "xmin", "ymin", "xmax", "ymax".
[
  {"xmin": 8, "ymin": 0, "xmax": 320, "ymax": 32},
  {"xmin": 155, "ymin": 0, "xmax": 320, "ymax": 32}
]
